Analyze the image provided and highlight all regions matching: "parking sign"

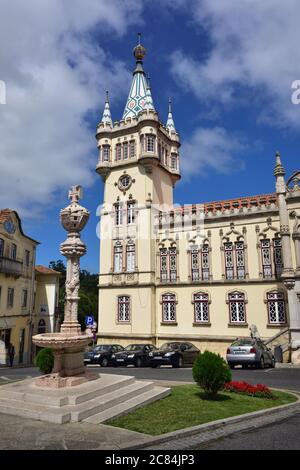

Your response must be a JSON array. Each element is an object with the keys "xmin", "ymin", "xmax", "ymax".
[{"xmin": 85, "ymin": 316, "xmax": 94, "ymax": 327}]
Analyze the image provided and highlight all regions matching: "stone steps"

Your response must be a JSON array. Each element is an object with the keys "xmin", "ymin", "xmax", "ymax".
[
  {"xmin": 0, "ymin": 374, "xmax": 170, "ymax": 424},
  {"xmin": 83, "ymin": 386, "xmax": 170, "ymax": 424}
]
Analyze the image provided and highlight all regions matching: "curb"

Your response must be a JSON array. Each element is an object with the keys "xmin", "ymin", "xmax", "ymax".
[{"xmin": 119, "ymin": 389, "xmax": 300, "ymax": 450}]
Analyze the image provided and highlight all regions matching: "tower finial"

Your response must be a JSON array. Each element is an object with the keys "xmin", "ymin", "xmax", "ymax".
[
  {"xmin": 105, "ymin": 90, "xmax": 109, "ymax": 102},
  {"xmin": 138, "ymin": 32, "xmax": 141, "ymax": 45},
  {"xmin": 133, "ymin": 33, "xmax": 146, "ymax": 61},
  {"xmin": 166, "ymin": 97, "xmax": 176, "ymax": 133},
  {"xmin": 101, "ymin": 90, "xmax": 113, "ymax": 126},
  {"xmin": 274, "ymin": 150, "xmax": 285, "ymax": 177}
]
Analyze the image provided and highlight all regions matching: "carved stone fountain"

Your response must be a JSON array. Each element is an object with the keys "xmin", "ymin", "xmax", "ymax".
[{"xmin": 32, "ymin": 186, "xmax": 96, "ymax": 388}]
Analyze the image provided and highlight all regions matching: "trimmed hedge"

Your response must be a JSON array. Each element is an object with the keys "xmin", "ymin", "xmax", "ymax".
[
  {"xmin": 192, "ymin": 350, "xmax": 231, "ymax": 399},
  {"xmin": 35, "ymin": 348, "xmax": 54, "ymax": 374}
]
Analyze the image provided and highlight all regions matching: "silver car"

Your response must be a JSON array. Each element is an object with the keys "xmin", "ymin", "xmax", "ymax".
[{"xmin": 226, "ymin": 338, "xmax": 275, "ymax": 369}]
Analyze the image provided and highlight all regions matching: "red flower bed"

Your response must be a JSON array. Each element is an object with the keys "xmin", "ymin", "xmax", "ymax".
[{"xmin": 223, "ymin": 381, "xmax": 274, "ymax": 399}]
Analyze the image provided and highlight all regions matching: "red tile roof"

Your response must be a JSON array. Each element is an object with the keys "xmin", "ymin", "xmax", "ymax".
[{"xmin": 35, "ymin": 265, "xmax": 61, "ymax": 275}]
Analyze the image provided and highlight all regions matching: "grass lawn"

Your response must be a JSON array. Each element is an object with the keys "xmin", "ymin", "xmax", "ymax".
[{"xmin": 107, "ymin": 384, "xmax": 297, "ymax": 436}]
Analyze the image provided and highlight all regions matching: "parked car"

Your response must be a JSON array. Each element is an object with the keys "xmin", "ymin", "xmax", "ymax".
[
  {"xmin": 226, "ymin": 338, "xmax": 275, "ymax": 369},
  {"xmin": 84, "ymin": 344, "xmax": 125, "ymax": 367},
  {"xmin": 111, "ymin": 344, "xmax": 158, "ymax": 367},
  {"xmin": 149, "ymin": 342, "xmax": 200, "ymax": 368}
]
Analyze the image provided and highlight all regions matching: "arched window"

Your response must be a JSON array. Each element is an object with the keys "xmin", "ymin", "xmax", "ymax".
[
  {"xmin": 118, "ymin": 296, "xmax": 130, "ymax": 322},
  {"xmin": 193, "ymin": 293, "xmax": 209, "ymax": 323},
  {"xmin": 38, "ymin": 319, "xmax": 46, "ymax": 334},
  {"xmin": 228, "ymin": 292, "xmax": 246, "ymax": 324},
  {"xmin": 126, "ymin": 240, "xmax": 135, "ymax": 272},
  {"xmin": 267, "ymin": 292, "xmax": 286, "ymax": 324},
  {"xmin": 162, "ymin": 293, "xmax": 176, "ymax": 322},
  {"xmin": 191, "ymin": 244, "xmax": 210, "ymax": 281},
  {"xmin": 224, "ymin": 241, "xmax": 245, "ymax": 280},
  {"xmin": 261, "ymin": 239, "xmax": 272, "ymax": 278},
  {"xmin": 113, "ymin": 241, "xmax": 123, "ymax": 273}
]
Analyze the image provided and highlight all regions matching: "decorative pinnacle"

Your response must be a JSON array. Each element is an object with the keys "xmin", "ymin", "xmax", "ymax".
[
  {"xmin": 68, "ymin": 185, "xmax": 83, "ymax": 204},
  {"xmin": 105, "ymin": 90, "xmax": 109, "ymax": 102},
  {"xmin": 133, "ymin": 33, "xmax": 146, "ymax": 61},
  {"xmin": 274, "ymin": 150, "xmax": 285, "ymax": 177}
]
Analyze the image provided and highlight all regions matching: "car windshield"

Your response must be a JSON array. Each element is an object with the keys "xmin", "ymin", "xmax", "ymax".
[
  {"xmin": 231, "ymin": 339, "xmax": 255, "ymax": 347},
  {"xmin": 161, "ymin": 343, "xmax": 180, "ymax": 351},
  {"xmin": 125, "ymin": 344, "xmax": 143, "ymax": 352},
  {"xmin": 93, "ymin": 345, "xmax": 111, "ymax": 352}
]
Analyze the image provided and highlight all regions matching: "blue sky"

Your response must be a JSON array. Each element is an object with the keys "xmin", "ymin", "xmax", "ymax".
[{"xmin": 1, "ymin": 0, "xmax": 300, "ymax": 273}]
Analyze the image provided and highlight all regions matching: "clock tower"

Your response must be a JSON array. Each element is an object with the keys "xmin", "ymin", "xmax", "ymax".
[{"xmin": 96, "ymin": 36, "xmax": 181, "ymax": 344}]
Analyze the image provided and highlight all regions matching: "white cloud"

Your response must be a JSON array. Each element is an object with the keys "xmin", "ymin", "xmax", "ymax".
[
  {"xmin": 0, "ymin": 0, "xmax": 143, "ymax": 217},
  {"xmin": 181, "ymin": 127, "xmax": 246, "ymax": 178},
  {"xmin": 170, "ymin": 0, "xmax": 300, "ymax": 129}
]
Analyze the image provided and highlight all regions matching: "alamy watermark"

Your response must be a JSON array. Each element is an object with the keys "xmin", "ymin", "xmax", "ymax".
[
  {"xmin": 291, "ymin": 80, "xmax": 300, "ymax": 104},
  {"xmin": 0, "ymin": 80, "xmax": 6, "ymax": 104}
]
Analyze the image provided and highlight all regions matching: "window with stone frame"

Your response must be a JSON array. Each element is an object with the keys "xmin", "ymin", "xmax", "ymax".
[
  {"xmin": 127, "ymin": 201, "xmax": 136, "ymax": 225},
  {"xmin": 21, "ymin": 289, "xmax": 28, "ymax": 308},
  {"xmin": 0, "ymin": 238, "xmax": 4, "ymax": 257},
  {"xmin": 267, "ymin": 292, "xmax": 286, "ymax": 324},
  {"xmin": 193, "ymin": 292, "xmax": 209, "ymax": 323},
  {"xmin": 224, "ymin": 242, "xmax": 234, "ymax": 280},
  {"xmin": 201, "ymin": 244, "xmax": 210, "ymax": 280},
  {"xmin": 191, "ymin": 248, "xmax": 200, "ymax": 281},
  {"xmin": 123, "ymin": 142, "xmax": 129, "ymax": 160},
  {"xmin": 118, "ymin": 296, "xmax": 130, "ymax": 322},
  {"xmin": 171, "ymin": 153, "xmax": 177, "ymax": 170},
  {"xmin": 102, "ymin": 145, "xmax": 110, "ymax": 162},
  {"xmin": 116, "ymin": 143, "xmax": 122, "ymax": 161},
  {"xmin": 235, "ymin": 241, "xmax": 245, "ymax": 279},
  {"xmin": 169, "ymin": 247, "xmax": 177, "ymax": 282},
  {"xmin": 261, "ymin": 239, "xmax": 272, "ymax": 278},
  {"xmin": 24, "ymin": 249, "xmax": 30, "ymax": 267},
  {"xmin": 158, "ymin": 143, "xmax": 162, "ymax": 162},
  {"xmin": 273, "ymin": 238, "xmax": 283, "ymax": 279},
  {"xmin": 10, "ymin": 243, "xmax": 17, "ymax": 260},
  {"xmin": 113, "ymin": 241, "xmax": 123, "ymax": 273},
  {"xmin": 126, "ymin": 240, "xmax": 135, "ymax": 272},
  {"xmin": 160, "ymin": 248, "xmax": 168, "ymax": 282},
  {"xmin": 191, "ymin": 245, "xmax": 210, "ymax": 281},
  {"xmin": 115, "ymin": 202, "xmax": 123, "ymax": 226},
  {"xmin": 162, "ymin": 293, "xmax": 176, "ymax": 322},
  {"xmin": 129, "ymin": 140, "xmax": 136, "ymax": 158},
  {"xmin": 7, "ymin": 288, "xmax": 14, "ymax": 308},
  {"xmin": 229, "ymin": 292, "xmax": 246, "ymax": 323},
  {"xmin": 165, "ymin": 149, "xmax": 168, "ymax": 166},
  {"xmin": 146, "ymin": 134, "xmax": 156, "ymax": 153}
]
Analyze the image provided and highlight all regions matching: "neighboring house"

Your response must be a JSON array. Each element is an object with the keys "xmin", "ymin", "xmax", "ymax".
[
  {"xmin": 0, "ymin": 209, "xmax": 39, "ymax": 365},
  {"xmin": 96, "ymin": 39, "xmax": 300, "ymax": 362},
  {"xmin": 34, "ymin": 266, "xmax": 61, "ymax": 336}
]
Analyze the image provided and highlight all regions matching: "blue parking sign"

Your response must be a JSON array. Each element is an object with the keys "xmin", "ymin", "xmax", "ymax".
[{"xmin": 85, "ymin": 316, "xmax": 94, "ymax": 326}]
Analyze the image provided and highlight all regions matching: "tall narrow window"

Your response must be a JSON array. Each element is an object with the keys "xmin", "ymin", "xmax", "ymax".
[
  {"xmin": 123, "ymin": 142, "xmax": 128, "ymax": 160},
  {"xmin": 273, "ymin": 239, "xmax": 283, "ymax": 278},
  {"xmin": 22, "ymin": 289, "xmax": 28, "ymax": 308},
  {"xmin": 0, "ymin": 238, "xmax": 4, "ymax": 257},
  {"xmin": 126, "ymin": 241, "xmax": 135, "ymax": 272},
  {"xmin": 11, "ymin": 244, "xmax": 17, "ymax": 260},
  {"xmin": 146, "ymin": 134, "xmax": 155, "ymax": 152},
  {"xmin": 162, "ymin": 293, "xmax": 176, "ymax": 322},
  {"xmin": 24, "ymin": 250, "xmax": 30, "ymax": 267},
  {"xmin": 160, "ymin": 248, "xmax": 168, "ymax": 282},
  {"xmin": 191, "ymin": 249, "xmax": 200, "ymax": 281},
  {"xmin": 165, "ymin": 149, "xmax": 168, "ymax": 166},
  {"xmin": 127, "ymin": 201, "xmax": 135, "ymax": 225},
  {"xmin": 171, "ymin": 153, "xmax": 177, "ymax": 170},
  {"xmin": 115, "ymin": 203, "xmax": 123, "ymax": 226},
  {"xmin": 102, "ymin": 145, "xmax": 110, "ymax": 162},
  {"xmin": 193, "ymin": 293, "xmax": 209, "ymax": 323},
  {"xmin": 229, "ymin": 292, "xmax": 246, "ymax": 323},
  {"xmin": 267, "ymin": 292, "xmax": 286, "ymax": 324},
  {"xmin": 201, "ymin": 244, "xmax": 210, "ymax": 281},
  {"xmin": 7, "ymin": 288, "xmax": 14, "ymax": 308},
  {"xmin": 116, "ymin": 144, "xmax": 122, "ymax": 161},
  {"xmin": 158, "ymin": 143, "xmax": 162, "ymax": 162},
  {"xmin": 118, "ymin": 296, "xmax": 130, "ymax": 322},
  {"xmin": 113, "ymin": 242, "xmax": 123, "ymax": 273},
  {"xmin": 224, "ymin": 243, "xmax": 234, "ymax": 280},
  {"xmin": 261, "ymin": 239, "xmax": 272, "ymax": 278},
  {"xmin": 129, "ymin": 140, "xmax": 135, "ymax": 158},
  {"xmin": 235, "ymin": 241, "xmax": 245, "ymax": 279},
  {"xmin": 169, "ymin": 248, "xmax": 177, "ymax": 282}
]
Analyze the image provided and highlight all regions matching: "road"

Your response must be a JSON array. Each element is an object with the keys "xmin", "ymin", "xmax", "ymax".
[{"xmin": 1, "ymin": 364, "xmax": 300, "ymax": 391}]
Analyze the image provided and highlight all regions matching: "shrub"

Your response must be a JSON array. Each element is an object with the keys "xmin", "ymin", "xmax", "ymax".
[
  {"xmin": 35, "ymin": 348, "xmax": 54, "ymax": 374},
  {"xmin": 192, "ymin": 350, "xmax": 231, "ymax": 399},
  {"xmin": 223, "ymin": 381, "xmax": 274, "ymax": 399}
]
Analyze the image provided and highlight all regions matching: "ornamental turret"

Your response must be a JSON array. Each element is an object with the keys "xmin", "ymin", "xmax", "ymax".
[{"xmin": 101, "ymin": 91, "xmax": 113, "ymax": 126}]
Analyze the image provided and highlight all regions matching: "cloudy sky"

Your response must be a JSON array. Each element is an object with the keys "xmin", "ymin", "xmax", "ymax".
[{"xmin": 1, "ymin": 0, "xmax": 300, "ymax": 272}]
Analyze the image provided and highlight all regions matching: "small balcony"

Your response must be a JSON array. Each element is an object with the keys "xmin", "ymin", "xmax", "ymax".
[{"xmin": 0, "ymin": 256, "xmax": 23, "ymax": 277}]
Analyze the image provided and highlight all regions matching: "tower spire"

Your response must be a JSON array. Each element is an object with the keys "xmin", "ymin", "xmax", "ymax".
[
  {"xmin": 122, "ymin": 34, "xmax": 150, "ymax": 120},
  {"xmin": 166, "ymin": 97, "xmax": 176, "ymax": 133},
  {"xmin": 101, "ymin": 91, "xmax": 113, "ymax": 126},
  {"xmin": 145, "ymin": 74, "xmax": 155, "ymax": 111}
]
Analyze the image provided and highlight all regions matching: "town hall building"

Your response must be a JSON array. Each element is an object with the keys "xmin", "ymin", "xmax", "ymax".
[{"xmin": 96, "ymin": 37, "xmax": 300, "ymax": 363}]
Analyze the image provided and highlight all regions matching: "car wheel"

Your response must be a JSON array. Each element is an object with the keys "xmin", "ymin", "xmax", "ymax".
[
  {"xmin": 173, "ymin": 356, "xmax": 183, "ymax": 368},
  {"xmin": 259, "ymin": 357, "xmax": 265, "ymax": 369},
  {"xmin": 101, "ymin": 357, "xmax": 109, "ymax": 367},
  {"xmin": 135, "ymin": 357, "xmax": 142, "ymax": 368}
]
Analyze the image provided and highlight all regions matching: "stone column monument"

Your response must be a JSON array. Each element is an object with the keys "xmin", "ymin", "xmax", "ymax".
[{"xmin": 32, "ymin": 186, "xmax": 96, "ymax": 387}]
